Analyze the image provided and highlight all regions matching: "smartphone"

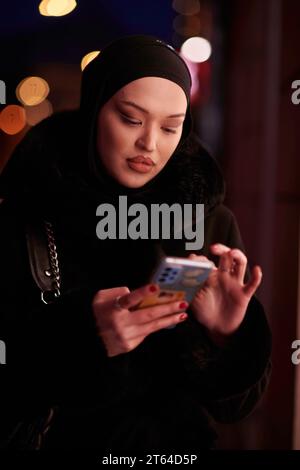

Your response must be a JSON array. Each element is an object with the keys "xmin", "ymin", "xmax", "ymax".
[{"xmin": 137, "ymin": 256, "xmax": 213, "ymax": 309}]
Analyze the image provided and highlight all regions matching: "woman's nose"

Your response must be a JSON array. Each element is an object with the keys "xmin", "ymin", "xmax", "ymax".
[{"xmin": 136, "ymin": 127, "xmax": 156, "ymax": 152}]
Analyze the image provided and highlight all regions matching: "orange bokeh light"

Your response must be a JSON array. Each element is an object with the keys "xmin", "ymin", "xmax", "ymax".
[{"xmin": 0, "ymin": 105, "xmax": 27, "ymax": 135}]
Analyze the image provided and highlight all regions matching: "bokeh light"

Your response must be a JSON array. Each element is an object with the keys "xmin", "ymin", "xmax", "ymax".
[
  {"xmin": 172, "ymin": 0, "xmax": 200, "ymax": 16},
  {"xmin": 181, "ymin": 37, "xmax": 212, "ymax": 63},
  {"xmin": 39, "ymin": 0, "xmax": 50, "ymax": 15},
  {"xmin": 39, "ymin": 0, "xmax": 77, "ymax": 17},
  {"xmin": 0, "ymin": 105, "xmax": 26, "ymax": 135},
  {"xmin": 81, "ymin": 51, "xmax": 101, "ymax": 71},
  {"xmin": 16, "ymin": 76, "xmax": 50, "ymax": 106},
  {"xmin": 25, "ymin": 99, "xmax": 53, "ymax": 126}
]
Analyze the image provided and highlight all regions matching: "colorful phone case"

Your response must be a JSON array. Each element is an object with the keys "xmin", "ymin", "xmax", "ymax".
[{"xmin": 138, "ymin": 257, "xmax": 213, "ymax": 308}]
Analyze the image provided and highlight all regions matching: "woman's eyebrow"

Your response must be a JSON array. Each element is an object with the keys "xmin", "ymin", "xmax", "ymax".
[{"xmin": 119, "ymin": 100, "xmax": 186, "ymax": 118}]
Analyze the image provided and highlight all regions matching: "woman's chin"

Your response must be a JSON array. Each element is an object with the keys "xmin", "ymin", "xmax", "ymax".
[{"xmin": 116, "ymin": 171, "xmax": 153, "ymax": 188}]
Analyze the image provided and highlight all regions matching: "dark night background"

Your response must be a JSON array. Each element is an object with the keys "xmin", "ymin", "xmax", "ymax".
[{"xmin": 0, "ymin": 0, "xmax": 300, "ymax": 451}]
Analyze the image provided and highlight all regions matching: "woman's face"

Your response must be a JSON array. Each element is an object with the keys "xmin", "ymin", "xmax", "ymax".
[{"xmin": 96, "ymin": 76, "xmax": 187, "ymax": 188}]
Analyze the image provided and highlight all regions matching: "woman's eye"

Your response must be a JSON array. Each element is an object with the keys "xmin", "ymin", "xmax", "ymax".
[
  {"xmin": 121, "ymin": 114, "xmax": 141, "ymax": 126},
  {"xmin": 120, "ymin": 114, "xmax": 177, "ymax": 134}
]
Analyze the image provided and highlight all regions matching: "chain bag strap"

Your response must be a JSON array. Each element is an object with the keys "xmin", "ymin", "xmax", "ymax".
[
  {"xmin": 42, "ymin": 221, "xmax": 61, "ymax": 304},
  {"xmin": 25, "ymin": 219, "xmax": 61, "ymax": 304}
]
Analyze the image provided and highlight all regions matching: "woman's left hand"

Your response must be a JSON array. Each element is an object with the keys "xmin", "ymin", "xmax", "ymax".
[{"xmin": 188, "ymin": 244, "xmax": 263, "ymax": 347}]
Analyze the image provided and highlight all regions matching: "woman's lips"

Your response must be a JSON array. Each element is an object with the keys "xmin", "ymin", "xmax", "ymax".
[{"xmin": 127, "ymin": 157, "xmax": 154, "ymax": 174}]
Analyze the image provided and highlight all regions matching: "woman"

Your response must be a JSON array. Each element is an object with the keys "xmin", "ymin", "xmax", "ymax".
[{"xmin": 0, "ymin": 35, "xmax": 271, "ymax": 451}]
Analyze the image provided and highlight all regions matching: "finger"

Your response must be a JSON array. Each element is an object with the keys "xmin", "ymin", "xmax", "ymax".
[
  {"xmin": 93, "ymin": 286, "xmax": 130, "ymax": 305},
  {"xmin": 210, "ymin": 244, "xmax": 232, "ymax": 273},
  {"xmin": 188, "ymin": 253, "xmax": 210, "ymax": 262},
  {"xmin": 188, "ymin": 253, "xmax": 217, "ymax": 269},
  {"xmin": 218, "ymin": 249, "xmax": 232, "ymax": 273},
  {"xmin": 229, "ymin": 248, "xmax": 247, "ymax": 282},
  {"xmin": 117, "ymin": 283, "xmax": 160, "ymax": 310},
  {"xmin": 188, "ymin": 253, "xmax": 208, "ymax": 259},
  {"xmin": 243, "ymin": 266, "xmax": 263, "ymax": 297},
  {"xmin": 212, "ymin": 245, "xmax": 247, "ymax": 279},
  {"xmin": 138, "ymin": 311, "xmax": 188, "ymax": 336},
  {"xmin": 210, "ymin": 243, "xmax": 231, "ymax": 255},
  {"xmin": 130, "ymin": 300, "xmax": 189, "ymax": 325}
]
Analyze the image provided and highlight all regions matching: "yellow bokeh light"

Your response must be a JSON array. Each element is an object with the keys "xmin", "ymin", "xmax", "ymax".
[
  {"xmin": 0, "ymin": 105, "xmax": 26, "ymax": 135},
  {"xmin": 16, "ymin": 76, "xmax": 50, "ymax": 107},
  {"xmin": 25, "ymin": 99, "xmax": 53, "ymax": 127},
  {"xmin": 81, "ymin": 51, "xmax": 101, "ymax": 71},
  {"xmin": 39, "ymin": 0, "xmax": 50, "ymax": 15},
  {"xmin": 39, "ymin": 0, "xmax": 77, "ymax": 17}
]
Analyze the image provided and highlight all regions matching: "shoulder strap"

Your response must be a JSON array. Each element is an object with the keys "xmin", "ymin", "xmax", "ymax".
[{"xmin": 25, "ymin": 220, "xmax": 61, "ymax": 304}]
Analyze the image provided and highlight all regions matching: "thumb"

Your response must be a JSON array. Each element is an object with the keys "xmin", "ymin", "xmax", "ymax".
[{"xmin": 93, "ymin": 286, "xmax": 130, "ymax": 305}]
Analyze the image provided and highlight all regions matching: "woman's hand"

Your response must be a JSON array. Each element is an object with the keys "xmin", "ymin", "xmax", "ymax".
[
  {"xmin": 188, "ymin": 244, "xmax": 263, "ymax": 347},
  {"xmin": 92, "ymin": 285, "xmax": 189, "ymax": 357}
]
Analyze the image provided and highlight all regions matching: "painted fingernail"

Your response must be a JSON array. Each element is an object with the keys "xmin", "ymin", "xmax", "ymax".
[
  {"xmin": 149, "ymin": 284, "xmax": 157, "ymax": 292},
  {"xmin": 179, "ymin": 313, "xmax": 188, "ymax": 321},
  {"xmin": 179, "ymin": 302, "xmax": 188, "ymax": 309}
]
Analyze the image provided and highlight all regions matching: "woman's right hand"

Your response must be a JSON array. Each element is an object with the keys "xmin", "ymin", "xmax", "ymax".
[{"xmin": 92, "ymin": 284, "xmax": 189, "ymax": 357}]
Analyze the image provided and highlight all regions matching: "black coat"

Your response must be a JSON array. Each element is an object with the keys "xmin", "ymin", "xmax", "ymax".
[{"xmin": 0, "ymin": 112, "xmax": 271, "ymax": 451}]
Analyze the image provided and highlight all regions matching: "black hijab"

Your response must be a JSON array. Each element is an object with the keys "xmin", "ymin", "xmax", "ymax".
[{"xmin": 79, "ymin": 34, "xmax": 193, "ymax": 197}]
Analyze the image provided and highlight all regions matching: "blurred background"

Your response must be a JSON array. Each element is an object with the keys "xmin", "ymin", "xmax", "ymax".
[{"xmin": 0, "ymin": 0, "xmax": 299, "ymax": 450}]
